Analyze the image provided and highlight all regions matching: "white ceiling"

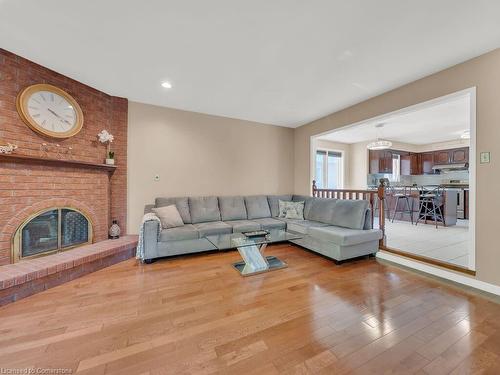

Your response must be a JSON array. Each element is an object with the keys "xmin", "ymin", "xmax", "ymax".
[
  {"xmin": 318, "ymin": 94, "xmax": 470, "ymax": 145},
  {"xmin": 1, "ymin": 1, "xmax": 499, "ymax": 128}
]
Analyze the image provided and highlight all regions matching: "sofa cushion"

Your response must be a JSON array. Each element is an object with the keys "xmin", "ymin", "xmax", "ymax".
[
  {"xmin": 305, "ymin": 198, "xmax": 338, "ymax": 223},
  {"xmin": 279, "ymin": 200, "xmax": 305, "ymax": 219},
  {"xmin": 245, "ymin": 196, "xmax": 271, "ymax": 219},
  {"xmin": 219, "ymin": 196, "xmax": 247, "ymax": 221},
  {"xmin": 309, "ymin": 226, "xmax": 382, "ymax": 246},
  {"xmin": 189, "ymin": 196, "xmax": 221, "ymax": 224},
  {"xmin": 159, "ymin": 224, "xmax": 199, "ymax": 241},
  {"xmin": 152, "ymin": 205, "xmax": 184, "ymax": 229},
  {"xmin": 193, "ymin": 221, "xmax": 232, "ymax": 237},
  {"xmin": 251, "ymin": 217, "xmax": 286, "ymax": 230},
  {"xmin": 267, "ymin": 195, "xmax": 293, "ymax": 217},
  {"xmin": 155, "ymin": 197, "xmax": 191, "ymax": 223},
  {"xmin": 277, "ymin": 218, "xmax": 329, "ymax": 235},
  {"xmin": 330, "ymin": 200, "xmax": 369, "ymax": 230},
  {"xmin": 224, "ymin": 220, "xmax": 261, "ymax": 233}
]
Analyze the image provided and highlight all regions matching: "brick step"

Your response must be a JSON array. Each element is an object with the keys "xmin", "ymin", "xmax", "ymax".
[{"xmin": 0, "ymin": 235, "xmax": 138, "ymax": 306}]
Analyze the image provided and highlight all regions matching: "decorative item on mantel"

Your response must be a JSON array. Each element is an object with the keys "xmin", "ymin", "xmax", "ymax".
[
  {"xmin": 0, "ymin": 141, "xmax": 18, "ymax": 154},
  {"xmin": 109, "ymin": 220, "xmax": 121, "ymax": 239},
  {"xmin": 97, "ymin": 129, "xmax": 115, "ymax": 165}
]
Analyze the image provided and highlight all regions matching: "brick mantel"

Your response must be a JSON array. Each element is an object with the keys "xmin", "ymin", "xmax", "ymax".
[{"xmin": 0, "ymin": 49, "xmax": 128, "ymax": 265}]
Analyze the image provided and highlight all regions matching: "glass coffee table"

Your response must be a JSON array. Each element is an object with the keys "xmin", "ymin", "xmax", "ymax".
[{"xmin": 206, "ymin": 229, "xmax": 302, "ymax": 276}]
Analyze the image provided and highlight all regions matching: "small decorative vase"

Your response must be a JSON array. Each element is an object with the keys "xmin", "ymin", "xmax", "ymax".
[
  {"xmin": 105, "ymin": 158, "xmax": 115, "ymax": 165},
  {"xmin": 109, "ymin": 220, "xmax": 121, "ymax": 239}
]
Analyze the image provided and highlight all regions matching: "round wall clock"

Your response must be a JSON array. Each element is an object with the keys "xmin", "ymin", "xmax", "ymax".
[{"xmin": 16, "ymin": 84, "xmax": 84, "ymax": 138}]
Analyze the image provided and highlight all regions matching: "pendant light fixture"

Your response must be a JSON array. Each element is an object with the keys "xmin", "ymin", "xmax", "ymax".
[{"xmin": 367, "ymin": 123, "xmax": 392, "ymax": 150}]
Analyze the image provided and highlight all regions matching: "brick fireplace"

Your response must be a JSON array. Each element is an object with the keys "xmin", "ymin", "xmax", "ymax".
[{"xmin": 0, "ymin": 49, "xmax": 128, "ymax": 266}]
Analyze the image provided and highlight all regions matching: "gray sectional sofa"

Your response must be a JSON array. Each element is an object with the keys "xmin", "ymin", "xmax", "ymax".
[{"xmin": 142, "ymin": 195, "xmax": 382, "ymax": 263}]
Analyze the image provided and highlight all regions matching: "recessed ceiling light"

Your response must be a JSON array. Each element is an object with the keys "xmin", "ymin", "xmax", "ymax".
[{"xmin": 161, "ymin": 81, "xmax": 172, "ymax": 89}]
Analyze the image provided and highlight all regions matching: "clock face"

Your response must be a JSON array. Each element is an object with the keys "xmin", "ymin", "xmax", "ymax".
[
  {"xmin": 16, "ymin": 84, "xmax": 84, "ymax": 138},
  {"xmin": 27, "ymin": 91, "xmax": 77, "ymax": 133}
]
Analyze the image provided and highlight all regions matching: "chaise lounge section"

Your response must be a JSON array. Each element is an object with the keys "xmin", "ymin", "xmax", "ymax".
[{"xmin": 142, "ymin": 195, "xmax": 382, "ymax": 263}]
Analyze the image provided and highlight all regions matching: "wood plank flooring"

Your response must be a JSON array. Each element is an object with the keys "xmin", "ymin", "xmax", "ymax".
[{"xmin": 1, "ymin": 244, "xmax": 499, "ymax": 374}]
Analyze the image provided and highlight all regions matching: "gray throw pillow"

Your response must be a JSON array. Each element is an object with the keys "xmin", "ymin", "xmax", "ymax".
[
  {"xmin": 152, "ymin": 205, "xmax": 184, "ymax": 229},
  {"xmin": 279, "ymin": 200, "xmax": 304, "ymax": 220}
]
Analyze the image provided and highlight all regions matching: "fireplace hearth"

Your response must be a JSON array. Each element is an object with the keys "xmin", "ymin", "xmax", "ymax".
[{"xmin": 12, "ymin": 207, "xmax": 92, "ymax": 262}]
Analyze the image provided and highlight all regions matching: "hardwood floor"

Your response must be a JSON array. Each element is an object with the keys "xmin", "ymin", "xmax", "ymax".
[{"xmin": 1, "ymin": 244, "xmax": 499, "ymax": 374}]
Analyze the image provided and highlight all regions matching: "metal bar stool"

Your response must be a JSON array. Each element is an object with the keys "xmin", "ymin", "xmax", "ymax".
[
  {"xmin": 390, "ymin": 186, "xmax": 414, "ymax": 224},
  {"xmin": 416, "ymin": 186, "xmax": 445, "ymax": 228}
]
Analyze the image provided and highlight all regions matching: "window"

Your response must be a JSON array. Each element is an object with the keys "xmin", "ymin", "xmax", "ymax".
[{"xmin": 315, "ymin": 150, "xmax": 343, "ymax": 189}]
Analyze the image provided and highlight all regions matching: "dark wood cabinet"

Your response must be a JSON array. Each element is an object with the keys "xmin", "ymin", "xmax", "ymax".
[
  {"xmin": 369, "ymin": 147, "xmax": 468, "ymax": 175},
  {"xmin": 450, "ymin": 148, "xmax": 468, "ymax": 164},
  {"xmin": 421, "ymin": 152, "xmax": 435, "ymax": 174},
  {"xmin": 380, "ymin": 150, "xmax": 393, "ymax": 173},
  {"xmin": 433, "ymin": 147, "xmax": 469, "ymax": 166},
  {"xmin": 369, "ymin": 150, "xmax": 380, "ymax": 174},
  {"xmin": 369, "ymin": 150, "xmax": 393, "ymax": 174},
  {"xmin": 401, "ymin": 153, "xmax": 421, "ymax": 175},
  {"xmin": 434, "ymin": 150, "xmax": 451, "ymax": 164}
]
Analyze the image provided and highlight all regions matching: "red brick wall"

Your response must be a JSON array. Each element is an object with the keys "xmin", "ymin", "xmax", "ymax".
[{"xmin": 0, "ymin": 49, "xmax": 128, "ymax": 265}]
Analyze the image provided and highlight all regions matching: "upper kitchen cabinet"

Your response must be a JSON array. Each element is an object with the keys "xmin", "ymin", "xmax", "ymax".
[
  {"xmin": 434, "ymin": 150, "xmax": 451, "ymax": 164},
  {"xmin": 401, "ymin": 153, "xmax": 421, "ymax": 175},
  {"xmin": 421, "ymin": 152, "xmax": 435, "ymax": 174},
  {"xmin": 450, "ymin": 147, "xmax": 469, "ymax": 164},
  {"xmin": 369, "ymin": 150, "xmax": 393, "ymax": 174},
  {"xmin": 433, "ymin": 147, "xmax": 469, "ymax": 165}
]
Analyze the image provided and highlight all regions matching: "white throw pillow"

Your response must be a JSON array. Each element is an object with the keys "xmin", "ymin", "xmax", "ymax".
[
  {"xmin": 278, "ymin": 200, "xmax": 304, "ymax": 220},
  {"xmin": 152, "ymin": 205, "xmax": 184, "ymax": 229}
]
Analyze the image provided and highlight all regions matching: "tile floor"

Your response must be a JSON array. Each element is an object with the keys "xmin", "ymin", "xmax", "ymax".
[{"xmin": 377, "ymin": 218, "xmax": 470, "ymax": 268}]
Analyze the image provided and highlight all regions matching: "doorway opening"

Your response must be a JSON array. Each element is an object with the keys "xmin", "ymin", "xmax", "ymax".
[{"xmin": 310, "ymin": 88, "xmax": 476, "ymax": 273}]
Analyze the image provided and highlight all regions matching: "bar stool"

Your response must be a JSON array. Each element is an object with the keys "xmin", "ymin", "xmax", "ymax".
[
  {"xmin": 416, "ymin": 186, "xmax": 445, "ymax": 228},
  {"xmin": 390, "ymin": 186, "xmax": 414, "ymax": 224}
]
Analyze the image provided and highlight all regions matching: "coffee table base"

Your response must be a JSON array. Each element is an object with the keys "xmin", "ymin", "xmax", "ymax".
[{"xmin": 232, "ymin": 255, "xmax": 288, "ymax": 276}]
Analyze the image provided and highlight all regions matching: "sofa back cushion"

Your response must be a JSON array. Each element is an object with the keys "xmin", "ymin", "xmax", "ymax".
[
  {"xmin": 152, "ymin": 205, "xmax": 184, "ymax": 229},
  {"xmin": 245, "ymin": 196, "xmax": 271, "ymax": 219},
  {"xmin": 218, "ymin": 196, "xmax": 247, "ymax": 221},
  {"xmin": 306, "ymin": 198, "xmax": 338, "ymax": 223},
  {"xmin": 155, "ymin": 197, "xmax": 191, "ymax": 223},
  {"xmin": 329, "ymin": 200, "xmax": 369, "ymax": 230},
  {"xmin": 305, "ymin": 197, "xmax": 369, "ymax": 230},
  {"xmin": 267, "ymin": 195, "xmax": 293, "ymax": 217},
  {"xmin": 189, "ymin": 196, "xmax": 221, "ymax": 223}
]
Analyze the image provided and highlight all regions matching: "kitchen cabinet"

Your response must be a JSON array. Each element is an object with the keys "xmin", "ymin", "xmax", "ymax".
[
  {"xmin": 433, "ymin": 147, "xmax": 469, "ymax": 165},
  {"xmin": 421, "ymin": 152, "xmax": 435, "ymax": 174},
  {"xmin": 368, "ymin": 147, "xmax": 469, "ymax": 176},
  {"xmin": 434, "ymin": 150, "xmax": 451, "ymax": 164},
  {"xmin": 369, "ymin": 150, "xmax": 393, "ymax": 174},
  {"xmin": 401, "ymin": 153, "xmax": 421, "ymax": 175},
  {"xmin": 450, "ymin": 147, "xmax": 468, "ymax": 164}
]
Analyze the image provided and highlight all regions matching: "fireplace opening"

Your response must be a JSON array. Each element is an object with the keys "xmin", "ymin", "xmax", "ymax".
[{"xmin": 12, "ymin": 207, "xmax": 93, "ymax": 262}]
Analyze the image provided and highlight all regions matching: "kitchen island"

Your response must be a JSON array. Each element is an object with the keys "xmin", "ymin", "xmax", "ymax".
[{"xmin": 383, "ymin": 186, "xmax": 459, "ymax": 226}]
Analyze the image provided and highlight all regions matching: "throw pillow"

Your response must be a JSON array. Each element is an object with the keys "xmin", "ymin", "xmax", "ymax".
[
  {"xmin": 279, "ymin": 200, "xmax": 304, "ymax": 220},
  {"xmin": 152, "ymin": 205, "xmax": 184, "ymax": 229}
]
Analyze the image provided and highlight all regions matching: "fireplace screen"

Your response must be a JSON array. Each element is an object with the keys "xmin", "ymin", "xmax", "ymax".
[{"xmin": 14, "ymin": 208, "xmax": 92, "ymax": 261}]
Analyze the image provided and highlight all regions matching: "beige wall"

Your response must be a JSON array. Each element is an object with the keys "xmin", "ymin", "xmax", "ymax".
[
  {"xmin": 295, "ymin": 48, "xmax": 500, "ymax": 287},
  {"xmin": 127, "ymin": 102, "xmax": 294, "ymax": 233}
]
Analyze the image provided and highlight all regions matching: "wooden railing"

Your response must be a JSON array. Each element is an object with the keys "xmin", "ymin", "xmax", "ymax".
[{"xmin": 312, "ymin": 180, "xmax": 387, "ymax": 246}]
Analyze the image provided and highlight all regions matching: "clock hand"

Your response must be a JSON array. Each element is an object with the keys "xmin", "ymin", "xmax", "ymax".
[{"xmin": 47, "ymin": 108, "xmax": 72, "ymax": 126}]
